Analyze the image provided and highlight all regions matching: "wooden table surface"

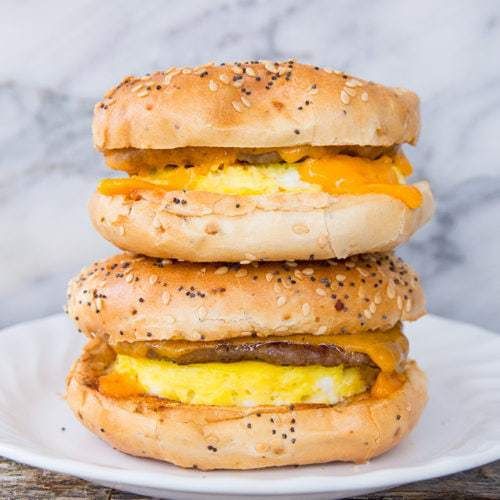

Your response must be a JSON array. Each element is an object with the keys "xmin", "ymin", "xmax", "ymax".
[{"xmin": 1, "ymin": 457, "xmax": 498, "ymax": 499}]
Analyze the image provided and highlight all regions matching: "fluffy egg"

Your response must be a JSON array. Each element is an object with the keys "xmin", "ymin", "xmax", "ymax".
[{"xmin": 108, "ymin": 354, "xmax": 372, "ymax": 406}]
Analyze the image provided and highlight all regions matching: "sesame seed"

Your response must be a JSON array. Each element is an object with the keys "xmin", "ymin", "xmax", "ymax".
[
  {"xmin": 369, "ymin": 302, "xmax": 377, "ymax": 314},
  {"xmin": 208, "ymin": 80, "xmax": 218, "ymax": 91},
  {"xmin": 397, "ymin": 296, "xmax": 403, "ymax": 310},
  {"xmin": 214, "ymin": 266, "xmax": 229, "ymax": 275},
  {"xmin": 240, "ymin": 95, "xmax": 251, "ymax": 107},
  {"xmin": 316, "ymin": 325, "xmax": 327, "ymax": 335},
  {"xmin": 182, "ymin": 68, "xmax": 192, "ymax": 74},
  {"xmin": 264, "ymin": 62, "xmax": 278, "ymax": 73},
  {"xmin": 292, "ymin": 224, "xmax": 309, "ymax": 235},
  {"xmin": 232, "ymin": 101, "xmax": 242, "ymax": 112},
  {"xmin": 302, "ymin": 268, "xmax": 314, "ymax": 276},
  {"xmin": 219, "ymin": 74, "xmax": 230, "ymax": 84},
  {"xmin": 277, "ymin": 296, "xmax": 287, "ymax": 307},
  {"xmin": 161, "ymin": 291, "xmax": 171, "ymax": 305},
  {"xmin": 317, "ymin": 235, "xmax": 328, "ymax": 247},
  {"xmin": 239, "ymin": 260, "xmax": 251, "ymax": 265},
  {"xmin": 232, "ymin": 80, "xmax": 243, "ymax": 88},
  {"xmin": 245, "ymin": 253, "xmax": 257, "ymax": 261},
  {"xmin": 245, "ymin": 66, "xmax": 256, "ymax": 77},
  {"xmin": 131, "ymin": 83, "xmax": 143, "ymax": 93},
  {"xmin": 125, "ymin": 274, "xmax": 134, "ymax": 283},
  {"xmin": 345, "ymin": 78, "xmax": 362, "ymax": 88},
  {"xmin": 302, "ymin": 303, "xmax": 311, "ymax": 316},
  {"xmin": 235, "ymin": 269, "xmax": 248, "ymax": 278},
  {"xmin": 374, "ymin": 293, "xmax": 382, "ymax": 304},
  {"xmin": 361, "ymin": 91, "xmax": 369, "ymax": 102},
  {"xmin": 95, "ymin": 298, "xmax": 103, "ymax": 311},
  {"xmin": 405, "ymin": 298, "xmax": 412, "ymax": 312},
  {"xmin": 265, "ymin": 273, "xmax": 273, "ymax": 282},
  {"xmin": 316, "ymin": 288, "xmax": 326, "ymax": 296},
  {"xmin": 117, "ymin": 226, "xmax": 125, "ymax": 236},
  {"xmin": 340, "ymin": 90, "xmax": 350, "ymax": 104},
  {"xmin": 344, "ymin": 87, "xmax": 356, "ymax": 97},
  {"xmin": 137, "ymin": 90, "xmax": 149, "ymax": 98},
  {"xmin": 149, "ymin": 275, "xmax": 158, "ymax": 285},
  {"xmin": 231, "ymin": 65, "xmax": 243, "ymax": 74},
  {"xmin": 363, "ymin": 309, "xmax": 372, "ymax": 319},
  {"xmin": 387, "ymin": 283, "xmax": 396, "ymax": 299},
  {"xmin": 336, "ymin": 274, "xmax": 346, "ymax": 282}
]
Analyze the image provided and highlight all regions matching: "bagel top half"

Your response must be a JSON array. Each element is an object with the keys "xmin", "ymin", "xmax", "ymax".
[
  {"xmin": 66, "ymin": 252, "xmax": 425, "ymax": 345},
  {"xmin": 90, "ymin": 60, "xmax": 434, "ymax": 261}
]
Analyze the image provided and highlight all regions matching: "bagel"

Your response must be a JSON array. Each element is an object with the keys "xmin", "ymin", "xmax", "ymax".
[
  {"xmin": 89, "ymin": 60, "xmax": 434, "ymax": 261},
  {"xmin": 93, "ymin": 61, "xmax": 420, "ymax": 150},
  {"xmin": 65, "ymin": 339, "xmax": 427, "ymax": 470},
  {"xmin": 66, "ymin": 252, "xmax": 425, "ymax": 345},
  {"xmin": 89, "ymin": 181, "xmax": 434, "ymax": 262}
]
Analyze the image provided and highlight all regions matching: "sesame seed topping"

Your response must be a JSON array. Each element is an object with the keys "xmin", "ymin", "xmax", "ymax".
[
  {"xmin": 340, "ymin": 90, "xmax": 350, "ymax": 104},
  {"xmin": 208, "ymin": 80, "xmax": 218, "ymax": 91},
  {"xmin": 361, "ymin": 91, "xmax": 369, "ymax": 102},
  {"xmin": 240, "ymin": 95, "xmax": 251, "ymax": 107},
  {"xmin": 277, "ymin": 296, "xmax": 287, "ymax": 307},
  {"xmin": 161, "ymin": 291, "xmax": 171, "ymax": 305},
  {"xmin": 369, "ymin": 302, "xmax": 377, "ymax": 314},
  {"xmin": 316, "ymin": 288, "xmax": 326, "ymax": 296},
  {"xmin": 214, "ymin": 266, "xmax": 229, "ymax": 275},
  {"xmin": 235, "ymin": 269, "xmax": 248, "ymax": 278},
  {"xmin": 264, "ymin": 62, "xmax": 278, "ymax": 73},
  {"xmin": 345, "ymin": 78, "xmax": 362, "ymax": 88},
  {"xmin": 149, "ymin": 275, "xmax": 158, "ymax": 285},
  {"xmin": 292, "ymin": 224, "xmax": 310, "ymax": 235},
  {"xmin": 125, "ymin": 274, "xmax": 134, "ymax": 283},
  {"xmin": 336, "ymin": 274, "xmax": 346, "ymax": 282},
  {"xmin": 316, "ymin": 325, "xmax": 327, "ymax": 335},
  {"xmin": 232, "ymin": 101, "xmax": 242, "ymax": 112},
  {"xmin": 397, "ymin": 296, "xmax": 403, "ymax": 310},
  {"xmin": 245, "ymin": 66, "xmax": 256, "ymax": 77},
  {"xmin": 118, "ymin": 226, "xmax": 125, "ymax": 236},
  {"xmin": 219, "ymin": 74, "xmax": 230, "ymax": 84},
  {"xmin": 302, "ymin": 303, "xmax": 311, "ymax": 316},
  {"xmin": 265, "ymin": 273, "xmax": 273, "ymax": 282},
  {"xmin": 302, "ymin": 268, "xmax": 314, "ymax": 276}
]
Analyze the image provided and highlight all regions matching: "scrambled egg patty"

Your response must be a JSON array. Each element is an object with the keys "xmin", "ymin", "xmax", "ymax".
[
  {"xmin": 150, "ymin": 164, "xmax": 320, "ymax": 195},
  {"xmin": 106, "ymin": 354, "xmax": 372, "ymax": 406}
]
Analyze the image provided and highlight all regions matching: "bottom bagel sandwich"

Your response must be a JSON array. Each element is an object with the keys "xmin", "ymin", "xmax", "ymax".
[{"xmin": 65, "ymin": 253, "xmax": 427, "ymax": 470}]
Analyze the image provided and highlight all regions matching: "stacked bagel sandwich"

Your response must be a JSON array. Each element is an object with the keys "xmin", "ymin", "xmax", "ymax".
[{"xmin": 66, "ymin": 60, "xmax": 435, "ymax": 470}]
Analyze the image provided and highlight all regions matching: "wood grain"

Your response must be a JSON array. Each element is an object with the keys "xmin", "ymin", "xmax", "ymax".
[{"xmin": 0, "ymin": 457, "xmax": 498, "ymax": 498}]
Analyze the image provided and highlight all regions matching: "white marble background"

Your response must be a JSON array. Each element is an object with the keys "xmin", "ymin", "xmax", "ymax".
[{"xmin": 1, "ymin": 0, "xmax": 499, "ymax": 331}]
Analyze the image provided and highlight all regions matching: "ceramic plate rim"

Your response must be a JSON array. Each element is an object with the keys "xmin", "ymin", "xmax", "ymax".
[{"xmin": 0, "ymin": 313, "xmax": 499, "ymax": 495}]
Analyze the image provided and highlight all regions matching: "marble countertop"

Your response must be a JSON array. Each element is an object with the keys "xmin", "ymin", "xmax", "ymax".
[{"xmin": 1, "ymin": 0, "xmax": 499, "ymax": 332}]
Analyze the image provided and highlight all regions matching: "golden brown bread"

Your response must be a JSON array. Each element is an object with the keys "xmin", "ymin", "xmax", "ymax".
[
  {"xmin": 66, "ymin": 339, "xmax": 427, "ymax": 470},
  {"xmin": 89, "ymin": 181, "xmax": 434, "ymax": 262},
  {"xmin": 66, "ymin": 252, "xmax": 425, "ymax": 344},
  {"xmin": 93, "ymin": 61, "xmax": 420, "ymax": 151}
]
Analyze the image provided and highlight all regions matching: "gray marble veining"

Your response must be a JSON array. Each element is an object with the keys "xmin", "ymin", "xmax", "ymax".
[{"xmin": 1, "ymin": 0, "xmax": 499, "ymax": 330}]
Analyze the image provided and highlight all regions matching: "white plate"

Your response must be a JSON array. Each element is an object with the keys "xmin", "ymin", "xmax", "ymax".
[{"xmin": 0, "ymin": 314, "xmax": 499, "ymax": 499}]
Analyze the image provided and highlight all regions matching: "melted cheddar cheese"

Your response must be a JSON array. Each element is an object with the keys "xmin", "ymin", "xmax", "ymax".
[{"xmin": 98, "ymin": 147, "xmax": 422, "ymax": 208}]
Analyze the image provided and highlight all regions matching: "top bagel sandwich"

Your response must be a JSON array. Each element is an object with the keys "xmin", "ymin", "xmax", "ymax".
[{"xmin": 91, "ymin": 60, "xmax": 435, "ymax": 262}]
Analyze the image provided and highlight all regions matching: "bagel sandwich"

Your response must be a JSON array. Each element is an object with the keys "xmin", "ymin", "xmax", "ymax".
[
  {"xmin": 65, "ymin": 252, "xmax": 427, "ymax": 470},
  {"xmin": 90, "ymin": 61, "xmax": 435, "ymax": 262}
]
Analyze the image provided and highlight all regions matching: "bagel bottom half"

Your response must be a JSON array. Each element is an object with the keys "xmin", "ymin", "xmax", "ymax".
[{"xmin": 66, "ymin": 340, "xmax": 427, "ymax": 470}]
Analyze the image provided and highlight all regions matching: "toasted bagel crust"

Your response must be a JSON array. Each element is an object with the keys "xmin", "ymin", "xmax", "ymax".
[
  {"xmin": 66, "ymin": 253, "xmax": 425, "ymax": 344},
  {"xmin": 89, "ymin": 181, "xmax": 434, "ymax": 262},
  {"xmin": 93, "ymin": 61, "xmax": 420, "ymax": 150},
  {"xmin": 66, "ymin": 340, "xmax": 427, "ymax": 470}
]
